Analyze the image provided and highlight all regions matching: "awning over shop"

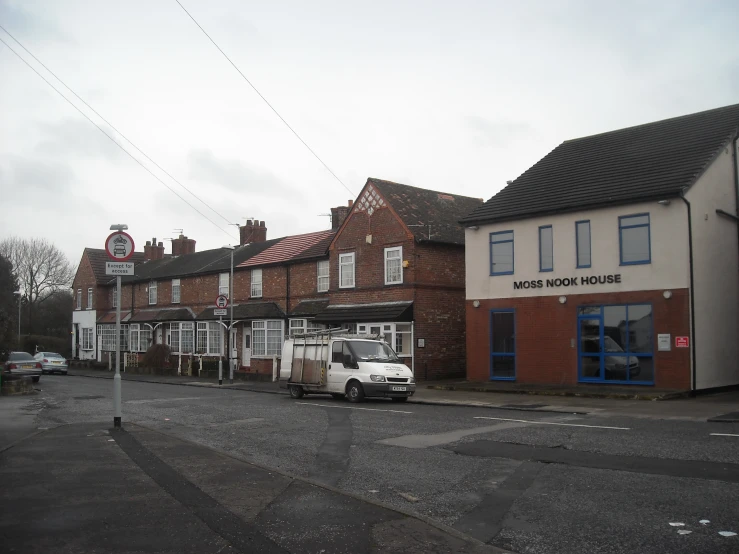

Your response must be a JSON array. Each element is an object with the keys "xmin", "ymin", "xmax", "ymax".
[
  {"xmin": 313, "ymin": 301, "xmax": 413, "ymax": 323},
  {"xmin": 289, "ymin": 299, "xmax": 329, "ymax": 317},
  {"xmin": 197, "ymin": 302, "xmax": 285, "ymax": 321}
]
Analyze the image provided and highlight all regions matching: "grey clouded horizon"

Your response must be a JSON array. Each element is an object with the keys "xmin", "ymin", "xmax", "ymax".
[{"xmin": 1, "ymin": 0, "xmax": 738, "ymax": 265}]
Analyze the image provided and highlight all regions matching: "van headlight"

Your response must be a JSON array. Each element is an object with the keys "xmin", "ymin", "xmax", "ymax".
[
  {"xmin": 370, "ymin": 375, "xmax": 386, "ymax": 382},
  {"xmin": 409, "ymin": 377, "xmax": 415, "ymax": 384}
]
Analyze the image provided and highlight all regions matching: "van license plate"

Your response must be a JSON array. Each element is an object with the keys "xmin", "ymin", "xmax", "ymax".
[{"xmin": 391, "ymin": 386, "xmax": 407, "ymax": 392}]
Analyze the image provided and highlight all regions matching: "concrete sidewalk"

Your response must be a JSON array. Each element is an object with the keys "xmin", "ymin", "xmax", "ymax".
[
  {"xmin": 65, "ymin": 368, "xmax": 739, "ymax": 421},
  {"xmin": 0, "ymin": 422, "xmax": 505, "ymax": 554}
]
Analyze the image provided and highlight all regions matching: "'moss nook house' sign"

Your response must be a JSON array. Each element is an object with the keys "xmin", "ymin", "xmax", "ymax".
[{"xmin": 513, "ymin": 274, "xmax": 622, "ymax": 290}]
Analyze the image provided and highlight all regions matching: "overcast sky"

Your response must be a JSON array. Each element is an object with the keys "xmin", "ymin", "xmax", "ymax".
[{"xmin": 1, "ymin": 0, "xmax": 738, "ymax": 266}]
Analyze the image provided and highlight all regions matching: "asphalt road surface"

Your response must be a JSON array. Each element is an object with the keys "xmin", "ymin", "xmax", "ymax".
[{"xmin": 26, "ymin": 376, "xmax": 739, "ymax": 554}]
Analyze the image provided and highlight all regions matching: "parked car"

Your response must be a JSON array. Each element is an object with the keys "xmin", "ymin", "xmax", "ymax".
[
  {"xmin": 3, "ymin": 352, "xmax": 43, "ymax": 383},
  {"xmin": 33, "ymin": 352, "xmax": 68, "ymax": 375},
  {"xmin": 581, "ymin": 336, "xmax": 641, "ymax": 380}
]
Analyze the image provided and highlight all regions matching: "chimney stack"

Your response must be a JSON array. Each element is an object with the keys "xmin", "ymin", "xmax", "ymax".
[
  {"xmin": 330, "ymin": 199, "xmax": 353, "ymax": 230},
  {"xmin": 239, "ymin": 219, "xmax": 268, "ymax": 245},
  {"xmin": 144, "ymin": 237, "xmax": 165, "ymax": 261},
  {"xmin": 171, "ymin": 234, "xmax": 196, "ymax": 257}
]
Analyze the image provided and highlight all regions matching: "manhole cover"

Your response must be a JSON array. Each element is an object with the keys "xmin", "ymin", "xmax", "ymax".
[
  {"xmin": 502, "ymin": 403, "xmax": 547, "ymax": 409},
  {"xmin": 707, "ymin": 412, "xmax": 739, "ymax": 422},
  {"xmin": 73, "ymin": 395, "xmax": 105, "ymax": 400}
]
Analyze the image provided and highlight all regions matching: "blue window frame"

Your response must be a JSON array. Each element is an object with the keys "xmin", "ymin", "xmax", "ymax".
[
  {"xmin": 575, "ymin": 220, "xmax": 591, "ymax": 268},
  {"xmin": 489, "ymin": 231, "xmax": 514, "ymax": 276},
  {"xmin": 489, "ymin": 309, "xmax": 515, "ymax": 380},
  {"xmin": 577, "ymin": 304, "xmax": 654, "ymax": 385},
  {"xmin": 539, "ymin": 225, "xmax": 553, "ymax": 272},
  {"xmin": 619, "ymin": 214, "xmax": 651, "ymax": 265}
]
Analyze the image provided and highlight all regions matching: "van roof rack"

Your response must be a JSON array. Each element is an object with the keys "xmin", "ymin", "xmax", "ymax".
[{"xmin": 291, "ymin": 327, "xmax": 385, "ymax": 341}]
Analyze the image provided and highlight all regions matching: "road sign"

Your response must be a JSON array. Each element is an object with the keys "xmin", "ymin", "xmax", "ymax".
[
  {"xmin": 675, "ymin": 336, "xmax": 690, "ymax": 348},
  {"xmin": 214, "ymin": 309, "xmax": 228, "ymax": 316},
  {"xmin": 215, "ymin": 295, "xmax": 229, "ymax": 308},
  {"xmin": 106, "ymin": 261, "xmax": 135, "ymax": 276},
  {"xmin": 105, "ymin": 231, "xmax": 135, "ymax": 262}
]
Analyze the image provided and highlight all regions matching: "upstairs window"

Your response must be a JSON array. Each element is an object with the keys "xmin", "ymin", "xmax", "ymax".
[
  {"xmin": 490, "ymin": 231, "xmax": 514, "ymax": 275},
  {"xmin": 576, "ymin": 220, "xmax": 591, "ymax": 268},
  {"xmin": 219, "ymin": 273, "xmax": 229, "ymax": 297},
  {"xmin": 148, "ymin": 281, "xmax": 157, "ymax": 305},
  {"xmin": 339, "ymin": 252, "xmax": 355, "ymax": 288},
  {"xmin": 87, "ymin": 288, "xmax": 93, "ymax": 309},
  {"xmin": 385, "ymin": 246, "xmax": 403, "ymax": 284},
  {"xmin": 539, "ymin": 226, "xmax": 553, "ymax": 272},
  {"xmin": 317, "ymin": 260, "xmax": 329, "ymax": 292},
  {"xmin": 619, "ymin": 214, "xmax": 651, "ymax": 265},
  {"xmin": 251, "ymin": 268, "xmax": 262, "ymax": 298},
  {"xmin": 76, "ymin": 289, "xmax": 81, "ymax": 310},
  {"xmin": 172, "ymin": 279, "xmax": 180, "ymax": 303}
]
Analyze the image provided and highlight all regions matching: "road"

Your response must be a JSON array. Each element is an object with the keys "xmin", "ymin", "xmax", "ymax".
[{"xmin": 22, "ymin": 375, "xmax": 739, "ymax": 553}]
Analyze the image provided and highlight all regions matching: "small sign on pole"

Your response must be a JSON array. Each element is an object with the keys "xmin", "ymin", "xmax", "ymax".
[
  {"xmin": 106, "ymin": 261, "xmax": 135, "ymax": 276},
  {"xmin": 214, "ymin": 308, "xmax": 228, "ymax": 316},
  {"xmin": 675, "ymin": 336, "xmax": 690, "ymax": 348}
]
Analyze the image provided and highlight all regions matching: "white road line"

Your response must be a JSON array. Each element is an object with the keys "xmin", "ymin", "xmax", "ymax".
[
  {"xmin": 473, "ymin": 416, "xmax": 630, "ymax": 430},
  {"xmin": 710, "ymin": 433, "xmax": 739, "ymax": 437},
  {"xmin": 296, "ymin": 402, "xmax": 413, "ymax": 414}
]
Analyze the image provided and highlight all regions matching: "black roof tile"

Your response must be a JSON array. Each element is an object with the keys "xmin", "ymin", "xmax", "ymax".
[
  {"xmin": 460, "ymin": 103, "xmax": 739, "ymax": 225},
  {"xmin": 289, "ymin": 299, "xmax": 330, "ymax": 317},
  {"xmin": 313, "ymin": 301, "xmax": 413, "ymax": 323},
  {"xmin": 197, "ymin": 302, "xmax": 285, "ymax": 321},
  {"xmin": 367, "ymin": 179, "xmax": 483, "ymax": 245}
]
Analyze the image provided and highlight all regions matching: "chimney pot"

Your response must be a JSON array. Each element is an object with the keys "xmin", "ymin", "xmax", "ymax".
[
  {"xmin": 146, "ymin": 240, "xmax": 151, "ymax": 246},
  {"xmin": 157, "ymin": 242, "xmax": 163, "ymax": 247},
  {"xmin": 348, "ymin": 199, "xmax": 354, "ymax": 207}
]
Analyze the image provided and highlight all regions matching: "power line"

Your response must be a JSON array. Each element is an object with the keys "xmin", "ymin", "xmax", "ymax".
[
  {"xmin": 0, "ymin": 35, "xmax": 237, "ymax": 242},
  {"xmin": 0, "ymin": 23, "xmax": 235, "ymax": 230},
  {"xmin": 174, "ymin": 0, "xmax": 355, "ymax": 198}
]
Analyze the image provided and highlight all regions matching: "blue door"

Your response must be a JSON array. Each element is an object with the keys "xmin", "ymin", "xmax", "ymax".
[{"xmin": 490, "ymin": 310, "xmax": 515, "ymax": 380}]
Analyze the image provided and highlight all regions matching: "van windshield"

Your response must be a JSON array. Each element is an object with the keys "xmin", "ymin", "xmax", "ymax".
[{"xmin": 347, "ymin": 341, "xmax": 400, "ymax": 363}]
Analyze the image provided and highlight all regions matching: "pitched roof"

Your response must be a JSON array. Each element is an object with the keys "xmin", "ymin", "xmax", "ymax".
[
  {"xmin": 197, "ymin": 302, "xmax": 285, "ymax": 321},
  {"xmin": 85, "ymin": 248, "xmax": 146, "ymax": 285},
  {"xmin": 238, "ymin": 230, "xmax": 335, "ymax": 268},
  {"xmin": 289, "ymin": 299, "xmax": 330, "ymax": 317},
  {"xmin": 367, "ymin": 179, "xmax": 483, "ymax": 245},
  {"xmin": 313, "ymin": 300, "xmax": 414, "ymax": 323},
  {"xmin": 460, "ymin": 103, "xmax": 739, "ymax": 225}
]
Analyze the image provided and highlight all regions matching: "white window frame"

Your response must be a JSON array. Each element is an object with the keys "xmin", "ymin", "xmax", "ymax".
[
  {"xmin": 129, "ymin": 324, "xmax": 152, "ymax": 353},
  {"xmin": 317, "ymin": 260, "xmax": 329, "ymax": 292},
  {"xmin": 252, "ymin": 320, "xmax": 284, "ymax": 357},
  {"xmin": 219, "ymin": 273, "xmax": 229, "ymax": 297},
  {"xmin": 251, "ymin": 268, "xmax": 262, "ymax": 298},
  {"xmin": 339, "ymin": 252, "xmax": 355, "ymax": 289},
  {"xmin": 87, "ymin": 288, "xmax": 93, "ymax": 309},
  {"xmin": 384, "ymin": 246, "xmax": 403, "ymax": 285},
  {"xmin": 172, "ymin": 279, "xmax": 181, "ymax": 304},
  {"xmin": 289, "ymin": 318, "xmax": 326, "ymax": 337},
  {"xmin": 356, "ymin": 321, "xmax": 412, "ymax": 357},
  {"xmin": 149, "ymin": 281, "xmax": 157, "ymax": 305},
  {"xmin": 76, "ymin": 289, "xmax": 81, "ymax": 310},
  {"xmin": 197, "ymin": 322, "xmax": 223, "ymax": 355},
  {"xmin": 82, "ymin": 327, "xmax": 94, "ymax": 350}
]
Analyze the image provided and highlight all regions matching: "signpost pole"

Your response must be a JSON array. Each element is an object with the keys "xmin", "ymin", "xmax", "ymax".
[
  {"xmin": 114, "ymin": 275, "xmax": 122, "ymax": 427},
  {"xmin": 229, "ymin": 247, "xmax": 234, "ymax": 385},
  {"xmin": 218, "ymin": 315, "xmax": 223, "ymax": 385}
]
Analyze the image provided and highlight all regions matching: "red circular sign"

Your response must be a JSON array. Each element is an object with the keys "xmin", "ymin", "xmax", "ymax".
[
  {"xmin": 105, "ymin": 231, "xmax": 135, "ymax": 262},
  {"xmin": 215, "ymin": 295, "xmax": 229, "ymax": 308}
]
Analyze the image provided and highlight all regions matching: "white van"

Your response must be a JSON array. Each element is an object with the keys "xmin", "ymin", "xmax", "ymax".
[{"xmin": 279, "ymin": 330, "xmax": 416, "ymax": 403}]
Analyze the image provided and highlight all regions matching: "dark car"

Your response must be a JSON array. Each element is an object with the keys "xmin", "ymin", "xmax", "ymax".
[{"xmin": 3, "ymin": 351, "xmax": 43, "ymax": 383}]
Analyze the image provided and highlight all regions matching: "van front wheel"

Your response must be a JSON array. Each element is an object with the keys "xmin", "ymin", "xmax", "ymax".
[
  {"xmin": 289, "ymin": 385, "xmax": 304, "ymax": 399},
  {"xmin": 346, "ymin": 381, "xmax": 364, "ymax": 403}
]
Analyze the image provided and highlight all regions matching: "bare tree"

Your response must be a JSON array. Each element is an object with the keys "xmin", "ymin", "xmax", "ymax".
[{"xmin": 0, "ymin": 237, "xmax": 76, "ymax": 331}]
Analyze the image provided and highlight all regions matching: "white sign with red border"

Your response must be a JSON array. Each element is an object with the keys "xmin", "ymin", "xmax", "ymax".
[
  {"xmin": 675, "ymin": 336, "xmax": 690, "ymax": 348},
  {"xmin": 215, "ymin": 295, "xmax": 229, "ymax": 309},
  {"xmin": 105, "ymin": 231, "xmax": 135, "ymax": 262}
]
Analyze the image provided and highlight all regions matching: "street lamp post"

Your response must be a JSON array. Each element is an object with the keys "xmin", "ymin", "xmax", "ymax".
[
  {"xmin": 13, "ymin": 291, "xmax": 21, "ymax": 345},
  {"xmin": 222, "ymin": 245, "xmax": 235, "ymax": 385}
]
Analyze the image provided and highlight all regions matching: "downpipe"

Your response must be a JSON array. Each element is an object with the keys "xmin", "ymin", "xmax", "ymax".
[{"xmin": 679, "ymin": 192, "xmax": 697, "ymax": 396}]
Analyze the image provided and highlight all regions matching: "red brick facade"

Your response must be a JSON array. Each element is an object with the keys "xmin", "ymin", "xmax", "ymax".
[{"xmin": 466, "ymin": 289, "xmax": 691, "ymax": 389}]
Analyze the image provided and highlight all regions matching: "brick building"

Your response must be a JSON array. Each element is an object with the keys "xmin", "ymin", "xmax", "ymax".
[
  {"xmin": 71, "ymin": 180, "xmax": 482, "ymax": 381},
  {"xmin": 460, "ymin": 104, "xmax": 739, "ymax": 391}
]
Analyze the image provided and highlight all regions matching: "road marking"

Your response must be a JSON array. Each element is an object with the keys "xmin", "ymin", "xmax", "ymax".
[
  {"xmin": 296, "ymin": 402, "xmax": 412, "ymax": 414},
  {"xmin": 126, "ymin": 397, "xmax": 202, "ymax": 404},
  {"xmin": 473, "ymin": 416, "xmax": 629, "ymax": 430},
  {"xmin": 710, "ymin": 433, "xmax": 739, "ymax": 437}
]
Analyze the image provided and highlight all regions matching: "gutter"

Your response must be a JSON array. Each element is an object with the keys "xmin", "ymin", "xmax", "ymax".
[{"xmin": 679, "ymin": 192, "xmax": 697, "ymax": 396}]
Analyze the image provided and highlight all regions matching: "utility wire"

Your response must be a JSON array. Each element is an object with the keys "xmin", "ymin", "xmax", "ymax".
[
  {"xmin": 0, "ymin": 35, "xmax": 237, "ymax": 242},
  {"xmin": 174, "ymin": 0, "xmax": 355, "ymax": 198},
  {"xmin": 0, "ymin": 23, "xmax": 235, "ymax": 230}
]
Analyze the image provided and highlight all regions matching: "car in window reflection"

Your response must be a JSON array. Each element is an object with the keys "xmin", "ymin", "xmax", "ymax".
[{"xmin": 581, "ymin": 336, "xmax": 641, "ymax": 380}]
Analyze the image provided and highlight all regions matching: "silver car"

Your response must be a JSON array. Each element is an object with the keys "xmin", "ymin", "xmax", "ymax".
[
  {"xmin": 34, "ymin": 352, "xmax": 68, "ymax": 375},
  {"xmin": 3, "ymin": 351, "xmax": 43, "ymax": 383}
]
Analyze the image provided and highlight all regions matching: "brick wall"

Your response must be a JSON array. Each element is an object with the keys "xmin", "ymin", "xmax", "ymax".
[
  {"xmin": 72, "ymin": 252, "xmax": 97, "ymax": 312},
  {"xmin": 466, "ymin": 289, "xmax": 691, "ymax": 389}
]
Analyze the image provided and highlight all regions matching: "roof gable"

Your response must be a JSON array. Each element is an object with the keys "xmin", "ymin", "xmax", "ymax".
[{"xmin": 461, "ymin": 103, "xmax": 739, "ymax": 225}]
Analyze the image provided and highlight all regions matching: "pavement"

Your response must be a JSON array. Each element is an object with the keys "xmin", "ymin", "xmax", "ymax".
[
  {"xmin": 0, "ymin": 421, "xmax": 506, "ymax": 554},
  {"xmin": 66, "ymin": 368, "xmax": 739, "ymax": 421}
]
